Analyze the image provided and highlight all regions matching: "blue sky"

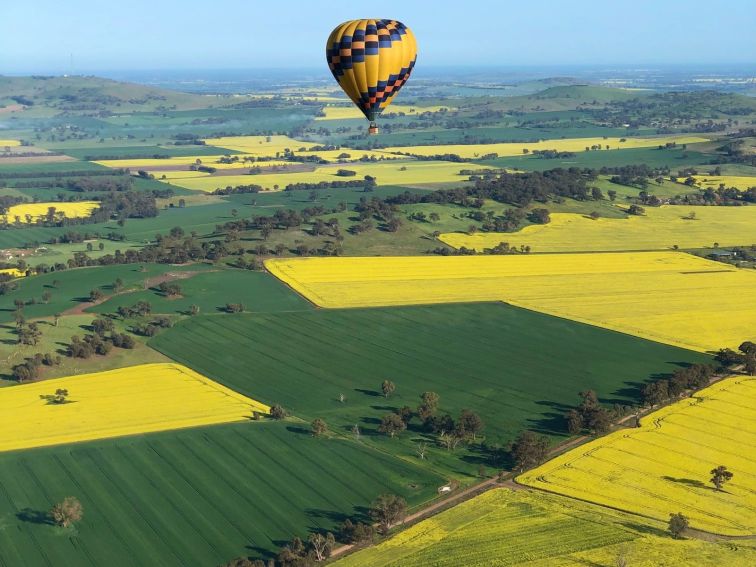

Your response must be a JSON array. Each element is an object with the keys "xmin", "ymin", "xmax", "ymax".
[{"xmin": 2, "ymin": 0, "xmax": 754, "ymax": 72}]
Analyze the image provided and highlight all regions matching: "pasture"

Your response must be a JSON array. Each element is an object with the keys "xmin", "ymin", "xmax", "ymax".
[
  {"xmin": 150, "ymin": 304, "xmax": 709, "ymax": 465},
  {"xmin": 91, "ymin": 269, "xmax": 312, "ymax": 316},
  {"xmin": 0, "ymin": 421, "xmax": 443, "ymax": 565},
  {"xmin": 0, "ymin": 363, "xmax": 267, "ymax": 451},
  {"xmin": 265, "ymin": 252, "xmax": 756, "ymax": 351},
  {"xmin": 439, "ymin": 205, "xmax": 756, "ymax": 252},
  {"xmin": 334, "ymin": 488, "xmax": 756, "ymax": 567},
  {"xmin": 381, "ymin": 135, "xmax": 710, "ymax": 158},
  {"xmin": 518, "ymin": 376, "xmax": 756, "ymax": 536},
  {"xmin": 315, "ymin": 104, "xmax": 452, "ymax": 121}
]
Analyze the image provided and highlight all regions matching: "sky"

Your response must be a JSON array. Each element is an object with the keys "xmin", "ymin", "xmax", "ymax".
[{"xmin": 2, "ymin": 0, "xmax": 755, "ymax": 73}]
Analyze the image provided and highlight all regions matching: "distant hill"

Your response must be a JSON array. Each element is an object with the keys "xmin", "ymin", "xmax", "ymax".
[
  {"xmin": 528, "ymin": 84, "xmax": 645, "ymax": 102},
  {"xmin": 0, "ymin": 75, "xmax": 243, "ymax": 115}
]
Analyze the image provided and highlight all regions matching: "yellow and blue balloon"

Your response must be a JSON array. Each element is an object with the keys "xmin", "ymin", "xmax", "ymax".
[{"xmin": 326, "ymin": 19, "xmax": 417, "ymax": 134}]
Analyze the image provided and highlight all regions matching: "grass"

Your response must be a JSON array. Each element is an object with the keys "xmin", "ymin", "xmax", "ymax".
[
  {"xmin": 0, "ymin": 314, "xmax": 170, "ymax": 383},
  {"xmin": 0, "ymin": 420, "xmax": 443, "ymax": 565},
  {"xmin": 439, "ymin": 205, "xmax": 756, "ymax": 253},
  {"xmin": 0, "ymin": 263, "xmax": 210, "ymax": 325},
  {"xmin": 334, "ymin": 488, "xmax": 756, "ymax": 566},
  {"xmin": 381, "ymin": 135, "xmax": 710, "ymax": 159},
  {"xmin": 315, "ymin": 105, "xmax": 452, "ymax": 121},
  {"xmin": 149, "ymin": 303, "xmax": 709, "ymax": 475},
  {"xmin": 61, "ymin": 145, "xmax": 242, "ymax": 160},
  {"xmin": 264, "ymin": 252, "xmax": 756, "ymax": 352},
  {"xmin": 0, "ymin": 363, "xmax": 268, "ymax": 451},
  {"xmin": 518, "ymin": 376, "xmax": 756, "ymax": 536},
  {"xmin": 90, "ymin": 269, "xmax": 313, "ymax": 316}
]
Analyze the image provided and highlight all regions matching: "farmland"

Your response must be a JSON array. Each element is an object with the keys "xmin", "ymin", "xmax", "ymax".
[
  {"xmin": 161, "ymin": 160, "xmax": 488, "ymax": 192},
  {"xmin": 0, "ymin": 421, "xmax": 443, "ymax": 565},
  {"xmin": 150, "ymin": 303, "xmax": 709, "ymax": 475},
  {"xmin": 335, "ymin": 488, "xmax": 756, "ymax": 567},
  {"xmin": 315, "ymin": 104, "xmax": 452, "ymax": 120},
  {"xmin": 691, "ymin": 175, "xmax": 756, "ymax": 190},
  {"xmin": 0, "ymin": 363, "xmax": 268, "ymax": 451},
  {"xmin": 4, "ymin": 201, "xmax": 99, "ymax": 222},
  {"xmin": 439, "ymin": 205, "xmax": 756, "ymax": 253},
  {"xmin": 265, "ymin": 252, "xmax": 756, "ymax": 351},
  {"xmin": 518, "ymin": 376, "xmax": 756, "ymax": 536},
  {"xmin": 381, "ymin": 135, "xmax": 710, "ymax": 158}
]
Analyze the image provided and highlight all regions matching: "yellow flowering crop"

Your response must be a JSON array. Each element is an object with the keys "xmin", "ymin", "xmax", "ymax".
[
  {"xmin": 265, "ymin": 252, "xmax": 756, "ymax": 351},
  {"xmin": 166, "ymin": 160, "xmax": 488, "ymax": 192},
  {"xmin": 0, "ymin": 139, "xmax": 20, "ymax": 147},
  {"xmin": 4, "ymin": 201, "xmax": 99, "ymax": 222},
  {"xmin": 518, "ymin": 376, "xmax": 756, "ymax": 536},
  {"xmin": 203, "ymin": 134, "xmax": 319, "ymax": 154},
  {"xmin": 0, "ymin": 268, "xmax": 26, "ymax": 278},
  {"xmin": 691, "ymin": 175, "xmax": 756, "ymax": 190},
  {"xmin": 334, "ymin": 488, "xmax": 756, "ymax": 566},
  {"xmin": 381, "ymin": 135, "xmax": 709, "ymax": 158},
  {"xmin": 315, "ymin": 104, "xmax": 452, "ymax": 120},
  {"xmin": 440, "ymin": 205, "xmax": 756, "ymax": 253},
  {"xmin": 0, "ymin": 363, "xmax": 269, "ymax": 452}
]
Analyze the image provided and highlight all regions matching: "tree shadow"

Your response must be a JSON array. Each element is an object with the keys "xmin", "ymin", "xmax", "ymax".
[
  {"xmin": 16, "ymin": 508, "xmax": 53, "ymax": 525},
  {"xmin": 619, "ymin": 521, "xmax": 668, "ymax": 537},
  {"xmin": 370, "ymin": 404, "xmax": 397, "ymax": 412},
  {"xmin": 39, "ymin": 395, "xmax": 77, "ymax": 406},
  {"xmin": 305, "ymin": 508, "xmax": 350, "ymax": 523},
  {"xmin": 354, "ymin": 388, "xmax": 381, "ymax": 397},
  {"xmin": 662, "ymin": 476, "xmax": 716, "ymax": 491},
  {"xmin": 244, "ymin": 546, "xmax": 275, "ymax": 560},
  {"xmin": 285, "ymin": 425, "xmax": 311, "ymax": 436}
]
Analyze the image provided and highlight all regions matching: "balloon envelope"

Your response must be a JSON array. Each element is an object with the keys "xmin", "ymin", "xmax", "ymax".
[{"xmin": 326, "ymin": 19, "xmax": 417, "ymax": 123}]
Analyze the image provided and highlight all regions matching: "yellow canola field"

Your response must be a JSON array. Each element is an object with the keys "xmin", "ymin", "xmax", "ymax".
[
  {"xmin": 0, "ymin": 268, "xmax": 26, "ymax": 278},
  {"xmin": 95, "ymin": 155, "xmax": 297, "ymax": 171},
  {"xmin": 315, "ymin": 104, "xmax": 452, "ymax": 120},
  {"xmin": 518, "ymin": 376, "xmax": 756, "ymax": 536},
  {"xmin": 335, "ymin": 488, "xmax": 756, "ymax": 567},
  {"xmin": 4, "ymin": 201, "xmax": 99, "ymax": 222},
  {"xmin": 0, "ymin": 363, "xmax": 269, "ymax": 452},
  {"xmin": 382, "ymin": 135, "xmax": 709, "ymax": 158},
  {"xmin": 265, "ymin": 252, "xmax": 756, "ymax": 352},
  {"xmin": 0, "ymin": 139, "xmax": 21, "ymax": 147},
  {"xmin": 167, "ymin": 161, "xmax": 488, "ymax": 192},
  {"xmin": 440, "ymin": 205, "xmax": 756, "ymax": 253},
  {"xmin": 692, "ymin": 175, "xmax": 756, "ymax": 190},
  {"xmin": 203, "ymin": 134, "xmax": 319, "ymax": 154}
]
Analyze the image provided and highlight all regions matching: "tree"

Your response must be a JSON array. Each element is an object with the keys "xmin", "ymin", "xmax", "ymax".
[
  {"xmin": 668, "ymin": 512, "xmax": 689, "ymax": 539},
  {"xmin": 415, "ymin": 441, "xmax": 429, "ymax": 460},
  {"xmin": 311, "ymin": 418, "xmax": 328, "ymax": 437},
  {"xmin": 52, "ymin": 388, "xmax": 69, "ymax": 404},
  {"xmin": 308, "ymin": 532, "xmax": 335, "ymax": 562},
  {"xmin": 417, "ymin": 391, "xmax": 440, "ymax": 420},
  {"xmin": 269, "ymin": 404, "xmax": 287, "ymax": 419},
  {"xmin": 381, "ymin": 379, "xmax": 395, "ymax": 398},
  {"xmin": 378, "ymin": 413, "xmax": 406, "ymax": 438},
  {"xmin": 189, "ymin": 304, "xmax": 200, "ymax": 316},
  {"xmin": 49, "ymin": 497, "xmax": 83, "ymax": 528},
  {"xmin": 458, "ymin": 409, "xmax": 484, "ymax": 440},
  {"xmin": 41, "ymin": 291, "xmax": 52, "ymax": 304},
  {"xmin": 370, "ymin": 494, "xmax": 407, "ymax": 534},
  {"xmin": 53, "ymin": 313, "xmax": 61, "ymax": 327},
  {"xmin": 510, "ymin": 430, "xmax": 549, "ymax": 472},
  {"xmin": 89, "ymin": 288, "xmax": 104, "ymax": 302},
  {"xmin": 710, "ymin": 465, "xmax": 733, "ymax": 491}
]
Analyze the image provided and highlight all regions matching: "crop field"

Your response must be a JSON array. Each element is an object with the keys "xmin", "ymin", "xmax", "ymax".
[
  {"xmin": 265, "ymin": 252, "xmax": 756, "ymax": 351},
  {"xmin": 691, "ymin": 175, "xmax": 756, "ymax": 190},
  {"xmin": 518, "ymin": 376, "xmax": 756, "ymax": 536},
  {"xmin": 164, "ymin": 160, "xmax": 487, "ymax": 192},
  {"xmin": 203, "ymin": 134, "xmax": 319, "ymax": 154},
  {"xmin": 335, "ymin": 488, "xmax": 756, "ymax": 567},
  {"xmin": 381, "ymin": 135, "xmax": 710, "ymax": 158},
  {"xmin": 439, "ymin": 205, "xmax": 756, "ymax": 252},
  {"xmin": 0, "ymin": 363, "xmax": 268, "ymax": 451},
  {"xmin": 0, "ymin": 139, "xmax": 20, "ymax": 147},
  {"xmin": 315, "ymin": 104, "xmax": 452, "ymax": 120},
  {"xmin": 4, "ymin": 201, "xmax": 99, "ymax": 222},
  {"xmin": 0, "ymin": 421, "xmax": 442, "ymax": 565},
  {"xmin": 150, "ymin": 304, "xmax": 709, "ymax": 461},
  {"xmin": 90, "ymin": 269, "xmax": 313, "ymax": 316},
  {"xmin": 0, "ymin": 267, "xmax": 26, "ymax": 278}
]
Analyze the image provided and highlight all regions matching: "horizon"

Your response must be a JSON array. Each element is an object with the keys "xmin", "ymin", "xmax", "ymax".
[{"xmin": 3, "ymin": 0, "xmax": 755, "ymax": 74}]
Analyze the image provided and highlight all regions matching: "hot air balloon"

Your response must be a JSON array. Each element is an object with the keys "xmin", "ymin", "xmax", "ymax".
[{"xmin": 326, "ymin": 19, "xmax": 417, "ymax": 134}]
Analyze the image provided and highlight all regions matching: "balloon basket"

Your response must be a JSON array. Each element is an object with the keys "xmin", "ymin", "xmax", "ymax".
[{"xmin": 368, "ymin": 122, "xmax": 379, "ymax": 135}]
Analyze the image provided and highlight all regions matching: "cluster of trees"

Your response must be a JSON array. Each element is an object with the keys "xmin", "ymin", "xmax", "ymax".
[
  {"xmin": 641, "ymin": 363, "xmax": 717, "ymax": 406},
  {"xmin": 564, "ymin": 390, "xmax": 620, "ymax": 435},
  {"xmin": 716, "ymin": 342, "xmax": 756, "ymax": 375},
  {"xmin": 12, "ymin": 352, "xmax": 61, "ymax": 382}
]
